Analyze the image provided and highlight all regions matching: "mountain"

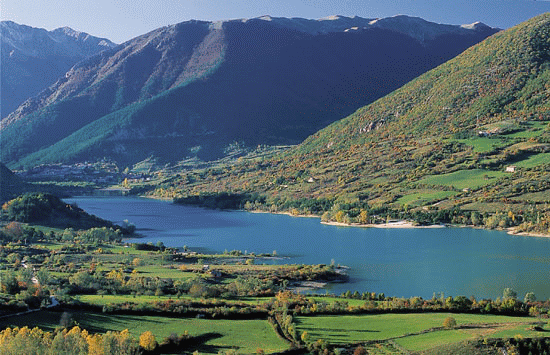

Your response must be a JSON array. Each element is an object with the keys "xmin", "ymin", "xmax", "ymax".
[
  {"xmin": 156, "ymin": 13, "xmax": 550, "ymax": 234},
  {"xmin": 0, "ymin": 163, "xmax": 26, "ymax": 202},
  {"xmin": 0, "ymin": 15, "xmax": 498, "ymax": 169},
  {"xmin": 1, "ymin": 21, "xmax": 116, "ymax": 118}
]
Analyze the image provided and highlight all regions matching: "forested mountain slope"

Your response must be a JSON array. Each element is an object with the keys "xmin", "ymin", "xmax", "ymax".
[
  {"xmin": 0, "ymin": 16, "xmax": 497, "ymax": 169},
  {"xmin": 154, "ymin": 13, "xmax": 550, "ymax": 235}
]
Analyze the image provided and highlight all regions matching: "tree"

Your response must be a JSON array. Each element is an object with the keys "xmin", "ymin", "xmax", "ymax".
[
  {"xmin": 358, "ymin": 210, "xmax": 369, "ymax": 224},
  {"xmin": 443, "ymin": 316, "xmax": 457, "ymax": 329},
  {"xmin": 471, "ymin": 211, "xmax": 481, "ymax": 226},
  {"xmin": 132, "ymin": 258, "xmax": 144, "ymax": 267},
  {"xmin": 334, "ymin": 210, "xmax": 347, "ymax": 223},
  {"xmin": 36, "ymin": 268, "xmax": 50, "ymax": 287},
  {"xmin": 524, "ymin": 292, "xmax": 537, "ymax": 303},
  {"xmin": 139, "ymin": 331, "xmax": 157, "ymax": 351},
  {"xmin": 354, "ymin": 346, "xmax": 367, "ymax": 355},
  {"xmin": 0, "ymin": 271, "xmax": 19, "ymax": 294},
  {"xmin": 503, "ymin": 288, "xmax": 517, "ymax": 299}
]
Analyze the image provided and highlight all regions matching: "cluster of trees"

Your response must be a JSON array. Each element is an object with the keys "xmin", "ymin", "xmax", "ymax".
[
  {"xmin": 0, "ymin": 326, "xmax": 139, "ymax": 355},
  {"xmin": 286, "ymin": 289, "xmax": 546, "ymax": 317},
  {"xmin": 65, "ymin": 267, "xmax": 280, "ymax": 299},
  {"xmin": 0, "ymin": 223, "xmax": 125, "ymax": 246},
  {"xmin": 91, "ymin": 298, "xmax": 269, "ymax": 319},
  {"xmin": 66, "ymin": 264, "xmax": 342, "ymax": 300},
  {"xmin": 174, "ymin": 192, "xmax": 265, "ymax": 210},
  {"xmin": 1, "ymin": 193, "xmax": 65, "ymax": 223},
  {"xmin": 0, "ymin": 268, "xmax": 50, "ymax": 309},
  {"xmin": 0, "ymin": 221, "xmax": 47, "ymax": 243},
  {"xmin": 1, "ymin": 193, "xmax": 134, "ymax": 233},
  {"xmin": 0, "ymin": 326, "xmax": 199, "ymax": 355}
]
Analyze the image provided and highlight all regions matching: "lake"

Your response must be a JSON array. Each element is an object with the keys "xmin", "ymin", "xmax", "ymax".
[{"xmin": 66, "ymin": 196, "xmax": 550, "ymax": 300}]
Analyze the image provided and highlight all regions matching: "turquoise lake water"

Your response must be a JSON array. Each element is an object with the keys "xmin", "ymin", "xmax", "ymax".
[{"xmin": 66, "ymin": 196, "xmax": 550, "ymax": 300}]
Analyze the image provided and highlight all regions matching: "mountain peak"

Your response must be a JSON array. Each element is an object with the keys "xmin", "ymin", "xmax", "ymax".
[
  {"xmin": 319, "ymin": 15, "xmax": 351, "ymax": 21},
  {"xmin": 366, "ymin": 14, "xmax": 496, "ymax": 42},
  {"xmin": 460, "ymin": 21, "xmax": 492, "ymax": 30},
  {"xmin": 1, "ymin": 20, "xmax": 117, "ymax": 118}
]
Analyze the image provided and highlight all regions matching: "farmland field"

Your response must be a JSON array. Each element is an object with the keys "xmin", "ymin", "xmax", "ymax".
[
  {"xmin": 296, "ymin": 313, "xmax": 537, "ymax": 348},
  {"xmin": 0, "ymin": 311, "xmax": 288, "ymax": 354}
]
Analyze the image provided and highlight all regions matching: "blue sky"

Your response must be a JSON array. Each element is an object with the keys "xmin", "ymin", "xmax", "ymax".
[{"xmin": 2, "ymin": 0, "xmax": 550, "ymax": 43}]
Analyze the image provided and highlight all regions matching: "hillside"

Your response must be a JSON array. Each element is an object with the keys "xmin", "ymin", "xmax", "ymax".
[
  {"xmin": 1, "ymin": 192, "xmax": 126, "ymax": 230},
  {"xmin": 0, "ymin": 21, "xmax": 116, "ymax": 118},
  {"xmin": 0, "ymin": 16, "xmax": 498, "ymax": 169},
  {"xmin": 0, "ymin": 163, "xmax": 27, "ymax": 202},
  {"xmin": 150, "ymin": 13, "xmax": 550, "ymax": 235}
]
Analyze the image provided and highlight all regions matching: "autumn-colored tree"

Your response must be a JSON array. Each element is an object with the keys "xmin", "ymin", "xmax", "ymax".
[
  {"xmin": 139, "ymin": 330, "xmax": 157, "ymax": 351},
  {"xmin": 132, "ymin": 258, "xmax": 144, "ymax": 267},
  {"xmin": 4, "ymin": 221, "xmax": 23, "ymax": 239},
  {"xmin": 358, "ymin": 210, "xmax": 369, "ymax": 224},
  {"xmin": 354, "ymin": 345, "xmax": 367, "ymax": 355}
]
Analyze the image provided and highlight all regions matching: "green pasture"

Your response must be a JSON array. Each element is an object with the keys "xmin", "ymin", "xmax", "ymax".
[
  {"xmin": 418, "ymin": 169, "xmax": 504, "ymax": 190},
  {"xmin": 457, "ymin": 137, "xmax": 503, "ymax": 153},
  {"xmin": 395, "ymin": 190, "xmax": 458, "ymax": 206},
  {"xmin": 514, "ymin": 152, "xmax": 550, "ymax": 168},
  {"xmin": 511, "ymin": 190, "xmax": 550, "ymax": 203},
  {"xmin": 0, "ymin": 311, "xmax": 288, "ymax": 354},
  {"xmin": 394, "ymin": 322, "xmax": 544, "ymax": 352},
  {"xmin": 504, "ymin": 122, "xmax": 547, "ymax": 139},
  {"xmin": 130, "ymin": 265, "xmax": 196, "ymax": 280},
  {"xmin": 296, "ymin": 313, "xmax": 535, "ymax": 347}
]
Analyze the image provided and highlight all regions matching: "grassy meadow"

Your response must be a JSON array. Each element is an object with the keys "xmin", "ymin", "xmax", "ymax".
[{"xmin": 0, "ymin": 311, "xmax": 288, "ymax": 354}]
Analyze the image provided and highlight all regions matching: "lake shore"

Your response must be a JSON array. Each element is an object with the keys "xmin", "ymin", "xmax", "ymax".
[
  {"xmin": 507, "ymin": 228, "xmax": 550, "ymax": 238},
  {"xmin": 249, "ymin": 210, "xmax": 320, "ymax": 218},
  {"xmin": 138, "ymin": 194, "xmax": 550, "ymax": 238},
  {"xmin": 321, "ymin": 220, "xmax": 446, "ymax": 229}
]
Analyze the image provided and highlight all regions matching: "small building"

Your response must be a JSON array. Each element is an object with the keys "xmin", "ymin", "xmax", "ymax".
[{"xmin": 506, "ymin": 166, "xmax": 517, "ymax": 173}]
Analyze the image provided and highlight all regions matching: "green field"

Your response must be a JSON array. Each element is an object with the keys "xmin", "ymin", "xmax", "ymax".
[
  {"xmin": 457, "ymin": 137, "xmax": 503, "ymax": 153},
  {"xmin": 514, "ymin": 152, "xmax": 550, "ymax": 168},
  {"xmin": 394, "ymin": 322, "xmax": 544, "ymax": 352},
  {"xmin": 296, "ymin": 313, "xmax": 538, "ymax": 350},
  {"xmin": 418, "ymin": 169, "xmax": 505, "ymax": 190},
  {"xmin": 396, "ymin": 190, "xmax": 459, "ymax": 206},
  {"xmin": 0, "ymin": 311, "xmax": 288, "ymax": 354}
]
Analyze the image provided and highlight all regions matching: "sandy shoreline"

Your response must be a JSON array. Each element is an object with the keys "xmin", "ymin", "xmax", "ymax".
[
  {"xmin": 249, "ymin": 210, "xmax": 320, "ymax": 218},
  {"xmin": 321, "ymin": 220, "xmax": 446, "ymax": 229},
  {"xmin": 507, "ymin": 229, "xmax": 550, "ymax": 238}
]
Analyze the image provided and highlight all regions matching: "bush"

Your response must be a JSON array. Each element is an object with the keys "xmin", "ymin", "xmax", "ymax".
[{"xmin": 443, "ymin": 316, "xmax": 457, "ymax": 329}]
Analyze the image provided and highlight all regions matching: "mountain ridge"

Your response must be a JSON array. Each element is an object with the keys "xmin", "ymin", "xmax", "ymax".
[
  {"xmin": 1, "ymin": 15, "xmax": 499, "ymax": 169},
  {"xmin": 1, "ymin": 21, "xmax": 117, "ymax": 118}
]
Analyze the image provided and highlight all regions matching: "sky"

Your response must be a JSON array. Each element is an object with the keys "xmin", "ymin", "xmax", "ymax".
[{"xmin": 2, "ymin": 0, "xmax": 550, "ymax": 44}]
